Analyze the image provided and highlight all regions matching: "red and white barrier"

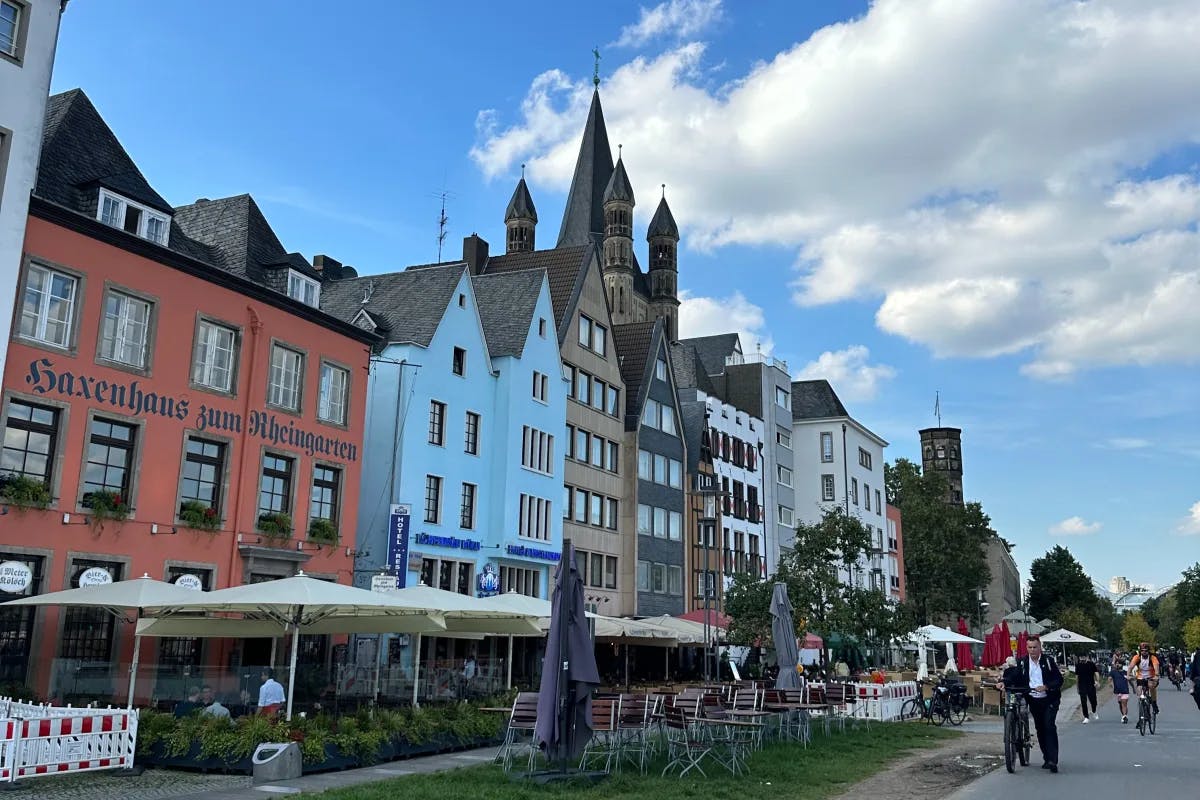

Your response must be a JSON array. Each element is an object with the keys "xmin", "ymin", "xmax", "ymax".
[{"xmin": 0, "ymin": 708, "xmax": 136, "ymax": 784}]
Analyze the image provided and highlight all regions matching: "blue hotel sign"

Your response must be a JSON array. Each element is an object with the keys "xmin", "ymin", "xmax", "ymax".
[
  {"xmin": 506, "ymin": 544, "xmax": 561, "ymax": 561},
  {"xmin": 414, "ymin": 533, "xmax": 481, "ymax": 551},
  {"xmin": 385, "ymin": 504, "xmax": 411, "ymax": 587}
]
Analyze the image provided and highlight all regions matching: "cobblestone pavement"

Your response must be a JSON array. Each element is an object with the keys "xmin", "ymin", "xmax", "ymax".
[{"xmin": 4, "ymin": 768, "xmax": 252, "ymax": 800}]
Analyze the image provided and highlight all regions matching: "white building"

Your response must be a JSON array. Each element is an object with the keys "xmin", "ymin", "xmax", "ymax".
[
  {"xmin": 790, "ymin": 380, "xmax": 899, "ymax": 594},
  {"xmin": 1, "ymin": 0, "xmax": 65, "ymax": 379}
]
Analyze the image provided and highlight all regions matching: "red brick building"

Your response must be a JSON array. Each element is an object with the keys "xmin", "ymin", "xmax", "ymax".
[{"xmin": 0, "ymin": 90, "xmax": 375, "ymax": 702}]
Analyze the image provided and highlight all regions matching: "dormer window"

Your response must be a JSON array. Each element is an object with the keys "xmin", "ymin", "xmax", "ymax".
[
  {"xmin": 97, "ymin": 189, "xmax": 169, "ymax": 245},
  {"xmin": 287, "ymin": 270, "xmax": 320, "ymax": 307}
]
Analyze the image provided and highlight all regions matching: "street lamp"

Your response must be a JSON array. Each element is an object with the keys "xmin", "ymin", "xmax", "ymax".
[{"xmin": 696, "ymin": 474, "xmax": 722, "ymax": 682}]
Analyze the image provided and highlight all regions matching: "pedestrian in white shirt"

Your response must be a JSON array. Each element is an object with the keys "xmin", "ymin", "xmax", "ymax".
[{"xmin": 258, "ymin": 669, "xmax": 286, "ymax": 716}]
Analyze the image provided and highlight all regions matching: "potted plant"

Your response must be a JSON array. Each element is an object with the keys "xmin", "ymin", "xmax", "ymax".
[
  {"xmin": 82, "ymin": 489, "xmax": 129, "ymax": 522},
  {"xmin": 308, "ymin": 517, "xmax": 338, "ymax": 544},
  {"xmin": 0, "ymin": 474, "xmax": 52, "ymax": 510},
  {"xmin": 257, "ymin": 512, "xmax": 292, "ymax": 539},
  {"xmin": 178, "ymin": 500, "xmax": 222, "ymax": 531}
]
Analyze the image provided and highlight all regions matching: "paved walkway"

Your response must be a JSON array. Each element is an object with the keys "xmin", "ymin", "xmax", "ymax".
[{"xmin": 949, "ymin": 681, "xmax": 1200, "ymax": 798}]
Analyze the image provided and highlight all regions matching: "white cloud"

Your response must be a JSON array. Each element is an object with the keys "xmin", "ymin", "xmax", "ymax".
[
  {"xmin": 794, "ymin": 346, "xmax": 896, "ymax": 403},
  {"xmin": 1049, "ymin": 516, "xmax": 1102, "ymax": 536},
  {"xmin": 678, "ymin": 289, "xmax": 773, "ymax": 354},
  {"xmin": 1178, "ymin": 501, "xmax": 1200, "ymax": 535},
  {"xmin": 614, "ymin": 0, "xmax": 724, "ymax": 48},
  {"xmin": 1101, "ymin": 437, "xmax": 1151, "ymax": 450},
  {"xmin": 470, "ymin": 0, "xmax": 1200, "ymax": 378}
]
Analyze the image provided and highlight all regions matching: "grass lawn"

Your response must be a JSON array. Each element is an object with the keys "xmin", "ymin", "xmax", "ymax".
[{"xmin": 319, "ymin": 723, "xmax": 961, "ymax": 800}]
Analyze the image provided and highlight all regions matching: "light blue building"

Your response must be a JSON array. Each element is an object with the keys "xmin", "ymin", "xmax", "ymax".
[{"xmin": 321, "ymin": 261, "xmax": 566, "ymax": 598}]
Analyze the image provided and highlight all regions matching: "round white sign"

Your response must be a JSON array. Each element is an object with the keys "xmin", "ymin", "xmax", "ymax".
[
  {"xmin": 0, "ymin": 561, "xmax": 33, "ymax": 594},
  {"xmin": 174, "ymin": 574, "xmax": 203, "ymax": 591},
  {"xmin": 78, "ymin": 567, "xmax": 113, "ymax": 587}
]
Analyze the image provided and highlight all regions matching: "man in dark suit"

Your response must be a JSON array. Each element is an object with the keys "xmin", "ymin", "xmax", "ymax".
[{"xmin": 999, "ymin": 634, "xmax": 1063, "ymax": 773}]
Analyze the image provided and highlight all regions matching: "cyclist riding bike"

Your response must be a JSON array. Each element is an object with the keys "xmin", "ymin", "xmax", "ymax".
[
  {"xmin": 1167, "ymin": 648, "xmax": 1183, "ymax": 685},
  {"xmin": 1127, "ymin": 642, "xmax": 1160, "ymax": 715}
]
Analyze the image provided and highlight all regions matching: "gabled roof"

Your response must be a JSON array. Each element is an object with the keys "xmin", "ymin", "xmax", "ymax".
[
  {"xmin": 647, "ymin": 196, "xmax": 679, "ymax": 240},
  {"xmin": 613, "ymin": 319, "xmax": 663, "ymax": 429},
  {"xmin": 678, "ymin": 399, "xmax": 710, "ymax": 472},
  {"xmin": 669, "ymin": 342, "xmax": 717, "ymax": 395},
  {"xmin": 37, "ymin": 89, "xmax": 173, "ymax": 215},
  {"xmin": 604, "ymin": 156, "xmax": 634, "ymax": 204},
  {"xmin": 791, "ymin": 379, "xmax": 850, "ymax": 420},
  {"xmin": 472, "ymin": 270, "xmax": 546, "ymax": 358},
  {"xmin": 320, "ymin": 263, "xmax": 466, "ymax": 347},
  {"xmin": 557, "ymin": 90, "xmax": 615, "ymax": 247},
  {"xmin": 678, "ymin": 333, "xmax": 741, "ymax": 377},
  {"xmin": 481, "ymin": 246, "xmax": 590, "ymax": 331},
  {"xmin": 504, "ymin": 177, "xmax": 538, "ymax": 223}
]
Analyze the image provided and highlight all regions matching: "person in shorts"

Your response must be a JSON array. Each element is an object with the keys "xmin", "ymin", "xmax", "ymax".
[{"xmin": 1110, "ymin": 661, "xmax": 1130, "ymax": 723}]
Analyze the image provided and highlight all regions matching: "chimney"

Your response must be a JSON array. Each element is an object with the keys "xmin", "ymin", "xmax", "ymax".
[
  {"xmin": 462, "ymin": 234, "xmax": 489, "ymax": 275},
  {"xmin": 313, "ymin": 254, "xmax": 342, "ymax": 279}
]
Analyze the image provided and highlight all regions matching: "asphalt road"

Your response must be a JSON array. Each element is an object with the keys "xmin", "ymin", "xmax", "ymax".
[{"xmin": 950, "ymin": 679, "xmax": 1200, "ymax": 797}]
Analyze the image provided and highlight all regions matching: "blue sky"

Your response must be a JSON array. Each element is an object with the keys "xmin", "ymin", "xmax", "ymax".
[{"xmin": 50, "ymin": 1, "xmax": 1200, "ymax": 590}]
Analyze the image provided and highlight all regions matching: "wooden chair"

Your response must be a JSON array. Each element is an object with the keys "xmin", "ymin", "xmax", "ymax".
[
  {"xmin": 579, "ymin": 697, "xmax": 620, "ymax": 774},
  {"xmin": 616, "ymin": 694, "xmax": 655, "ymax": 773},
  {"xmin": 661, "ymin": 704, "xmax": 711, "ymax": 778},
  {"xmin": 498, "ymin": 692, "xmax": 540, "ymax": 773}
]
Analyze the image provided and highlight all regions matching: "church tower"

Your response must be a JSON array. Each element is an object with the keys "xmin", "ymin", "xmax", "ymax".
[
  {"xmin": 504, "ymin": 171, "xmax": 537, "ymax": 253},
  {"xmin": 602, "ymin": 151, "xmax": 635, "ymax": 321},
  {"xmin": 647, "ymin": 188, "xmax": 680, "ymax": 340}
]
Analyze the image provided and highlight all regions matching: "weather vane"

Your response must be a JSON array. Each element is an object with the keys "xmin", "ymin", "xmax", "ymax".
[{"xmin": 592, "ymin": 47, "xmax": 601, "ymax": 87}]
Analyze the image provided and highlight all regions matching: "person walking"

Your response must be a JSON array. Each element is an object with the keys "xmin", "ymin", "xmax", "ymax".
[
  {"xmin": 1110, "ymin": 660, "xmax": 1131, "ymax": 723},
  {"xmin": 999, "ymin": 634, "xmax": 1063, "ymax": 773},
  {"xmin": 1190, "ymin": 646, "xmax": 1200, "ymax": 712},
  {"xmin": 1075, "ymin": 653, "xmax": 1098, "ymax": 723}
]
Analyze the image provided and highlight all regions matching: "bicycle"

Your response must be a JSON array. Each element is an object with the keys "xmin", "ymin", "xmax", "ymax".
[
  {"xmin": 900, "ymin": 678, "xmax": 964, "ymax": 725},
  {"xmin": 1002, "ymin": 688, "xmax": 1031, "ymax": 774},
  {"xmin": 1135, "ymin": 679, "xmax": 1156, "ymax": 736}
]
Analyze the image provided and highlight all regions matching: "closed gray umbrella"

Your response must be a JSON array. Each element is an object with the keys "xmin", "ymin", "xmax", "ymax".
[
  {"xmin": 771, "ymin": 582, "xmax": 802, "ymax": 690},
  {"xmin": 535, "ymin": 542, "xmax": 600, "ymax": 767}
]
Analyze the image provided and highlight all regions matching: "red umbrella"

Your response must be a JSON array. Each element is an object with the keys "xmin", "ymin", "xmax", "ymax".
[
  {"xmin": 800, "ymin": 632, "xmax": 823, "ymax": 649},
  {"xmin": 988, "ymin": 624, "xmax": 1004, "ymax": 666},
  {"xmin": 1001, "ymin": 621, "xmax": 1013, "ymax": 660},
  {"xmin": 1016, "ymin": 630, "xmax": 1028, "ymax": 658},
  {"xmin": 956, "ymin": 617, "xmax": 976, "ymax": 670}
]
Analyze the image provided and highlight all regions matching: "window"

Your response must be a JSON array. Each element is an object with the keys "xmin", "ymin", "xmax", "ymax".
[
  {"xmin": 654, "ymin": 453, "xmax": 667, "ymax": 484},
  {"xmin": 876, "ymin": 489, "xmax": 882, "ymax": 515},
  {"xmin": 654, "ymin": 507, "xmax": 667, "ymax": 538},
  {"xmin": 607, "ymin": 441, "xmax": 620, "ymax": 474},
  {"xmin": 606, "ymin": 498, "xmax": 618, "ymax": 530},
  {"xmin": 589, "ymin": 434, "xmax": 602, "ymax": 467},
  {"xmin": 575, "ymin": 370, "xmax": 591, "ymax": 404},
  {"xmin": 19, "ymin": 264, "xmax": 77, "ymax": 348},
  {"xmin": 638, "ymin": 449, "xmax": 652, "ymax": 480},
  {"xmin": 660, "ymin": 404, "xmax": 677, "ymax": 436},
  {"xmin": 777, "ymin": 465, "xmax": 792, "ymax": 487},
  {"xmin": 573, "ymin": 488, "xmax": 587, "ymax": 522},
  {"xmin": 519, "ymin": 495, "xmax": 550, "ymax": 540},
  {"xmin": 60, "ymin": 560, "xmax": 125, "ymax": 661},
  {"xmin": 258, "ymin": 454, "xmax": 293, "ymax": 515},
  {"xmin": 532, "ymin": 371, "xmax": 549, "ymax": 402},
  {"xmin": 2, "ymin": 400, "xmax": 58, "ymax": 486},
  {"xmin": 521, "ymin": 426, "xmax": 554, "ymax": 474},
  {"xmin": 268, "ymin": 344, "xmax": 304, "ymax": 411},
  {"xmin": 668, "ymin": 511, "xmax": 682, "ymax": 541},
  {"xmin": 668, "ymin": 458, "xmax": 682, "ymax": 489},
  {"xmin": 310, "ymin": 464, "xmax": 340, "ymax": 525},
  {"xmin": 655, "ymin": 358, "xmax": 667, "ymax": 381},
  {"xmin": 851, "ymin": 478, "xmax": 859, "ymax": 505},
  {"xmin": 590, "ymin": 494, "xmax": 603, "ymax": 526},
  {"xmin": 424, "ymin": 475, "xmax": 442, "ymax": 523},
  {"xmin": 605, "ymin": 556, "xmax": 617, "ymax": 589},
  {"xmin": 191, "ymin": 319, "xmax": 238, "ymax": 392},
  {"xmin": 458, "ymin": 293, "xmax": 466, "ymax": 308},
  {"xmin": 858, "ymin": 447, "xmax": 873, "ymax": 470},
  {"xmin": 820, "ymin": 475, "xmax": 837, "ymax": 501},
  {"xmin": 1, "ymin": 1, "xmax": 21, "ymax": 58},
  {"xmin": 287, "ymin": 270, "xmax": 320, "ymax": 307},
  {"xmin": 668, "ymin": 565, "xmax": 682, "ymax": 595},
  {"xmin": 637, "ymin": 560, "xmax": 650, "ymax": 592},
  {"xmin": 464, "ymin": 411, "xmax": 480, "ymax": 455},
  {"xmin": 574, "ymin": 427, "xmax": 588, "ymax": 461},
  {"xmin": 317, "ymin": 363, "xmax": 349, "ymax": 425},
  {"xmin": 81, "ymin": 418, "xmax": 136, "ymax": 507},
  {"xmin": 820, "ymin": 431, "xmax": 834, "ymax": 462},
  {"xmin": 778, "ymin": 505, "xmax": 794, "ymax": 527},
  {"xmin": 452, "ymin": 347, "xmax": 466, "ymax": 376},
  {"xmin": 179, "ymin": 437, "xmax": 225, "ymax": 514},
  {"xmin": 777, "ymin": 430, "xmax": 792, "ymax": 449},
  {"xmin": 96, "ymin": 190, "xmax": 169, "ymax": 244},
  {"xmin": 864, "ymin": 484, "xmax": 871, "ymax": 511},
  {"xmin": 607, "ymin": 386, "xmax": 620, "ymax": 417},
  {"xmin": 590, "ymin": 553, "xmax": 603, "ymax": 588},
  {"xmin": 591, "ymin": 376, "xmax": 605, "ymax": 411},
  {"xmin": 538, "ymin": 318, "xmax": 547, "ymax": 337},
  {"xmin": 563, "ymin": 485, "xmax": 571, "ymax": 519},
  {"xmin": 651, "ymin": 563, "xmax": 665, "ymax": 593},
  {"xmin": 637, "ymin": 504, "xmax": 652, "ymax": 536},
  {"xmin": 593, "ymin": 324, "xmax": 607, "ymax": 356},
  {"xmin": 501, "ymin": 565, "xmax": 540, "ymax": 598},
  {"xmin": 565, "ymin": 364, "xmax": 576, "ymax": 399},
  {"xmin": 428, "ymin": 401, "xmax": 446, "ymax": 445},
  {"xmin": 578, "ymin": 315, "xmax": 592, "ymax": 348},
  {"xmin": 642, "ymin": 400, "xmax": 677, "ymax": 435},
  {"xmin": 776, "ymin": 386, "xmax": 790, "ymax": 408},
  {"xmin": 98, "ymin": 290, "xmax": 151, "ymax": 369},
  {"xmin": 460, "ymin": 482, "xmax": 476, "ymax": 529}
]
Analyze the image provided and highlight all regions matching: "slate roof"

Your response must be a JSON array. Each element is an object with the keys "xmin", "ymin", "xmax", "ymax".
[
  {"xmin": 791, "ymin": 379, "xmax": 850, "ymax": 420},
  {"xmin": 504, "ymin": 177, "xmax": 537, "ymax": 223},
  {"xmin": 472, "ymin": 270, "xmax": 545, "ymax": 358},
  {"xmin": 481, "ymin": 246, "xmax": 589, "ymax": 328},
  {"xmin": 37, "ymin": 90, "xmax": 173, "ymax": 214},
  {"xmin": 669, "ymin": 342, "xmax": 716, "ymax": 395},
  {"xmin": 678, "ymin": 333, "xmax": 741, "ymax": 377},
  {"xmin": 679, "ymin": 400, "xmax": 710, "ymax": 472},
  {"xmin": 320, "ymin": 263, "xmax": 466, "ymax": 346},
  {"xmin": 647, "ymin": 196, "xmax": 679, "ymax": 240},
  {"xmin": 612, "ymin": 320, "xmax": 660, "ymax": 426},
  {"xmin": 557, "ymin": 90, "xmax": 615, "ymax": 247},
  {"xmin": 603, "ymin": 156, "xmax": 634, "ymax": 204}
]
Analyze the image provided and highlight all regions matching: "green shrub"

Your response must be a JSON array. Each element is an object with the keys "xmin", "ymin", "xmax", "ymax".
[
  {"xmin": 178, "ymin": 500, "xmax": 222, "ymax": 531},
  {"xmin": 257, "ymin": 512, "xmax": 292, "ymax": 539},
  {"xmin": 83, "ymin": 489, "xmax": 129, "ymax": 522},
  {"xmin": 308, "ymin": 517, "xmax": 338, "ymax": 543},
  {"xmin": 0, "ymin": 474, "xmax": 52, "ymax": 510}
]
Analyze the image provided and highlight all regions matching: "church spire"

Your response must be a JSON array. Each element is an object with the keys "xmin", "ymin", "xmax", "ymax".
[
  {"xmin": 556, "ymin": 90, "xmax": 615, "ymax": 247},
  {"xmin": 504, "ymin": 168, "xmax": 537, "ymax": 253}
]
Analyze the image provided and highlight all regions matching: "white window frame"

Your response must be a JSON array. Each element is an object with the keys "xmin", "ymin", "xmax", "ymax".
[
  {"xmin": 778, "ymin": 505, "xmax": 794, "ymax": 527},
  {"xmin": 532, "ymin": 371, "xmax": 549, "ymax": 403},
  {"xmin": 98, "ymin": 289, "xmax": 152, "ymax": 369},
  {"xmin": 775, "ymin": 386, "xmax": 789, "ymax": 408},
  {"xmin": 267, "ymin": 344, "xmax": 304, "ymax": 411},
  {"xmin": 97, "ymin": 189, "xmax": 170, "ymax": 245},
  {"xmin": 777, "ymin": 430, "xmax": 792, "ymax": 450},
  {"xmin": 287, "ymin": 270, "xmax": 320, "ymax": 307},
  {"xmin": 317, "ymin": 362, "xmax": 349, "ymax": 425},
  {"xmin": 578, "ymin": 315, "xmax": 593, "ymax": 348},
  {"xmin": 19, "ymin": 263, "xmax": 78, "ymax": 349},
  {"xmin": 821, "ymin": 473, "xmax": 835, "ymax": 502},
  {"xmin": 1, "ymin": 0, "xmax": 23, "ymax": 58},
  {"xmin": 191, "ymin": 318, "xmax": 238, "ymax": 392},
  {"xmin": 655, "ymin": 358, "xmax": 667, "ymax": 381},
  {"xmin": 777, "ymin": 464, "xmax": 793, "ymax": 488},
  {"xmin": 820, "ymin": 431, "xmax": 834, "ymax": 463}
]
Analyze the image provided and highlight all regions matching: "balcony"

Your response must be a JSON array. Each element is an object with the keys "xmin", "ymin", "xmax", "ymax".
[{"xmin": 725, "ymin": 352, "xmax": 790, "ymax": 373}]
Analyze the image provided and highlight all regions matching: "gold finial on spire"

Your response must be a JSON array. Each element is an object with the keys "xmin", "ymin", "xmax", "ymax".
[{"xmin": 592, "ymin": 47, "xmax": 601, "ymax": 87}]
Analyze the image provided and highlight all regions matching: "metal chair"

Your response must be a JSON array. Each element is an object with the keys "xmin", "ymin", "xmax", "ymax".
[
  {"xmin": 661, "ymin": 704, "xmax": 711, "ymax": 778},
  {"xmin": 579, "ymin": 697, "xmax": 620, "ymax": 774},
  {"xmin": 498, "ymin": 692, "xmax": 540, "ymax": 773}
]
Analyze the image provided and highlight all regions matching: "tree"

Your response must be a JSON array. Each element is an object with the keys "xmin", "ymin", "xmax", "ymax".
[
  {"xmin": 1183, "ymin": 616, "xmax": 1200, "ymax": 651},
  {"xmin": 1092, "ymin": 598, "xmax": 1123, "ymax": 648},
  {"xmin": 1026, "ymin": 546, "xmax": 1100, "ymax": 624},
  {"xmin": 1121, "ymin": 612, "xmax": 1155, "ymax": 650},
  {"xmin": 885, "ymin": 459, "xmax": 992, "ymax": 624},
  {"xmin": 1173, "ymin": 563, "xmax": 1200, "ymax": 622},
  {"xmin": 1054, "ymin": 606, "xmax": 1098, "ymax": 639}
]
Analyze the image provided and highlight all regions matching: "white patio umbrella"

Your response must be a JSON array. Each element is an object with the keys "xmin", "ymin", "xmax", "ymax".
[
  {"xmin": 1, "ymin": 574, "xmax": 206, "ymax": 709},
  {"xmin": 905, "ymin": 626, "xmax": 982, "ymax": 680},
  {"xmin": 1041, "ymin": 628, "xmax": 1097, "ymax": 644},
  {"xmin": 146, "ymin": 572, "xmax": 441, "ymax": 720}
]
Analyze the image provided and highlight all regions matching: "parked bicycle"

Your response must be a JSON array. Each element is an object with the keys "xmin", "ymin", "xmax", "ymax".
[
  {"xmin": 900, "ymin": 678, "xmax": 968, "ymax": 726},
  {"xmin": 1003, "ymin": 688, "xmax": 1031, "ymax": 773}
]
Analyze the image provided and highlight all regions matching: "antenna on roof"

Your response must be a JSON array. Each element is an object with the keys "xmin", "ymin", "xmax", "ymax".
[
  {"xmin": 934, "ymin": 391, "xmax": 942, "ymax": 427},
  {"xmin": 428, "ymin": 186, "xmax": 457, "ymax": 263}
]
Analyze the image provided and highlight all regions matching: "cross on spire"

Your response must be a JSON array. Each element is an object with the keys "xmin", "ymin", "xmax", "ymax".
[{"xmin": 592, "ymin": 47, "xmax": 601, "ymax": 87}]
